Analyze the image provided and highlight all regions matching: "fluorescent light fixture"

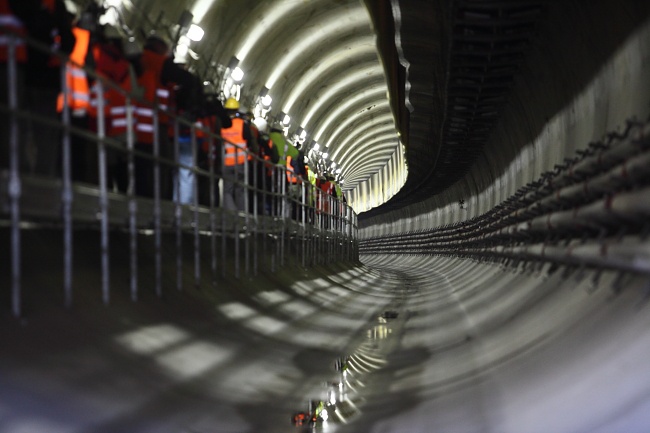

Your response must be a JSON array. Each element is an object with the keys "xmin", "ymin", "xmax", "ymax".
[
  {"xmin": 187, "ymin": 24, "xmax": 204, "ymax": 42},
  {"xmin": 261, "ymin": 94, "xmax": 272, "ymax": 107},
  {"xmin": 231, "ymin": 67, "xmax": 244, "ymax": 82}
]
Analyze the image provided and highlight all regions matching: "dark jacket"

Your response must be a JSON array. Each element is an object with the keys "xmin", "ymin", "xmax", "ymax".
[{"xmin": 10, "ymin": 0, "xmax": 75, "ymax": 89}]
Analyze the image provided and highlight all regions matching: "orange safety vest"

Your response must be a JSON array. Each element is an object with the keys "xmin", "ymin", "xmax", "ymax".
[
  {"xmin": 221, "ymin": 117, "xmax": 248, "ymax": 166},
  {"xmin": 135, "ymin": 50, "xmax": 171, "ymax": 144},
  {"xmin": 57, "ymin": 27, "xmax": 90, "ymax": 113},
  {"xmin": 0, "ymin": 1, "xmax": 27, "ymax": 63},
  {"xmin": 316, "ymin": 179, "xmax": 334, "ymax": 213},
  {"xmin": 90, "ymin": 75, "xmax": 133, "ymax": 137},
  {"xmin": 286, "ymin": 154, "xmax": 300, "ymax": 184},
  {"xmin": 89, "ymin": 45, "xmax": 133, "ymax": 137}
]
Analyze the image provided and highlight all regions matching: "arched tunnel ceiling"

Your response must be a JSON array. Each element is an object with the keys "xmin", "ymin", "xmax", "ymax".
[
  {"xmin": 111, "ymin": 0, "xmax": 405, "ymax": 197},
  {"xmin": 106, "ymin": 0, "xmax": 561, "ymax": 217}
]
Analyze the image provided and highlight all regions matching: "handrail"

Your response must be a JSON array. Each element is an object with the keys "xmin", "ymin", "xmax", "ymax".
[{"xmin": 0, "ymin": 30, "xmax": 359, "ymax": 317}]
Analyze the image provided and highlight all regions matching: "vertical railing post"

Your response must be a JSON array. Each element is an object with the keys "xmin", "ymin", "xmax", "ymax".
[
  {"xmin": 271, "ymin": 166, "xmax": 277, "ymax": 272},
  {"xmin": 244, "ymin": 156, "xmax": 250, "ymax": 277},
  {"xmin": 252, "ymin": 155, "xmax": 258, "ymax": 276},
  {"xmin": 153, "ymin": 107, "xmax": 162, "ymax": 297},
  {"xmin": 233, "ymin": 151, "xmax": 241, "ymax": 279},
  {"xmin": 126, "ymin": 98, "xmax": 138, "ymax": 301},
  {"xmin": 208, "ymin": 134, "xmax": 217, "ymax": 287},
  {"xmin": 173, "ymin": 115, "xmax": 182, "ymax": 291},
  {"xmin": 221, "ymin": 144, "xmax": 227, "ymax": 278},
  {"xmin": 96, "ymin": 79, "xmax": 110, "ymax": 304},
  {"xmin": 60, "ymin": 59, "xmax": 74, "ymax": 308},
  {"xmin": 8, "ymin": 37, "xmax": 21, "ymax": 317},
  {"xmin": 191, "ymin": 123, "xmax": 200, "ymax": 287},
  {"xmin": 280, "ymin": 168, "xmax": 286, "ymax": 267}
]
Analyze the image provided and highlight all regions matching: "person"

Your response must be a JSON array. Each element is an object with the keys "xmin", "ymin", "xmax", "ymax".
[
  {"xmin": 7, "ymin": 0, "xmax": 75, "ymax": 175},
  {"xmin": 316, "ymin": 174, "xmax": 335, "ymax": 228},
  {"xmin": 306, "ymin": 161, "xmax": 317, "ymax": 224},
  {"xmin": 133, "ymin": 34, "xmax": 201, "ymax": 198},
  {"xmin": 286, "ymin": 142, "xmax": 307, "ymax": 220},
  {"xmin": 268, "ymin": 121, "xmax": 298, "ymax": 216},
  {"xmin": 242, "ymin": 108, "xmax": 260, "ymax": 211},
  {"xmin": 57, "ymin": 18, "xmax": 94, "ymax": 183},
  {"xmin": 88, "ymin": 24, "xmax": 136, "ymax": 192},
  {"xmin": 252, "ymin": 116, "xmax": 278, "ymax": 215},
  {"xmin": 220, "ymin": 97, "xmax": 257, "ymax": 212},
  {"xmin": 194, "ymin": 90, "xmax": 231, "ymax": 206}
]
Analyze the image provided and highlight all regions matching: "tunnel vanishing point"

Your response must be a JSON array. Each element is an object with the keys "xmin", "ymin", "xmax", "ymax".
[{"xmin": 2, "ymin": 1, "xmax": 650, "ymax": 432}]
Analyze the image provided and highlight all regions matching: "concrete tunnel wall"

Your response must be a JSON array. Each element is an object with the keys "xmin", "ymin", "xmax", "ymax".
[{"xmin": 2, "ymin": 4, "xmax": 650, "ymax": 433}]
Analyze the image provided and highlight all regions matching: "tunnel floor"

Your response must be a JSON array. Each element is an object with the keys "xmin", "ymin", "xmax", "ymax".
[{"xmin": 2, "ymin": 229, "xmax": 650, "ymax": 433}]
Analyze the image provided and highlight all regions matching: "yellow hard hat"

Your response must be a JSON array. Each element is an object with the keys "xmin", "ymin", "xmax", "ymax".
[{"xmin": 224, "ymin": 97, "xmax": 240, "ymax": 110}]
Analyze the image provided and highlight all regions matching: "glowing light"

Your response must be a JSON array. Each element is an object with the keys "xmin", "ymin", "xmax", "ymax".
[
  {"xmin": 231, "ymin": 67, "xmax": 244, "ymax": 83},
  {"xmin": 186, "ymin": 24, "xmax": 204, "ymax": 42},
  {"xmin": 261, "ymin": 94, "xmax": 273, "ymax": 107},
  {"xmin": 282, "ymin": 114, "xmax": 291, "ymax": 126}
]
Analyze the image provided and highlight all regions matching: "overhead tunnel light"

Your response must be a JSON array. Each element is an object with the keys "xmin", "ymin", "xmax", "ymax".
[
  {"xmin": 231, "ymin": 67, "xmax": 244, "ymax": 83},
  {"xmin": 187, "ymin": 24, "xmax": 204, "ymax": 42},
  {"xmin": 261, "ymin": 94, "xmax": 272, "ymax": 108}
]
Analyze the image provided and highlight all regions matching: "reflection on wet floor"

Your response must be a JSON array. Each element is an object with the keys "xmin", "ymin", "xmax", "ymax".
[{"xmin": 291, "ymin": 307, "xmax": 403, "ymax": 431}]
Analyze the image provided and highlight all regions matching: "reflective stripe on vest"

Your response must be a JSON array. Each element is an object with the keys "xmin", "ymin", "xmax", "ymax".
[
  {"xmin": 221, "ymin": 118, "xmax": 248, "ymax": 166},
  {"xmin": 0, "ymin": 3, "xmax": 27, "ymax": 63},
  {"xmin": 135, "ymin": 105, "xmax": 156, "ymax": 143}
]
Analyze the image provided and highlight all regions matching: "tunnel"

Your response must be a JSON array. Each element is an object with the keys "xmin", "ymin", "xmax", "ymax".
[{"xmin": 1, "ymin": 0, "xmax": 650, "ymax": 432}]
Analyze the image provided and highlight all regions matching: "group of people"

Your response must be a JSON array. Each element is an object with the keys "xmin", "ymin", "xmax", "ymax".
[{"xmin": 0, "ymin": 0, "xmax": 345, "ymax": 220}]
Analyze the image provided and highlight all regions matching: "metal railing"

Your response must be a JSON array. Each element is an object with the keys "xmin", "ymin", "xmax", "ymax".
[{"xmin": 0, "ymin": 31, "xmax": 358, "ymax": 317}]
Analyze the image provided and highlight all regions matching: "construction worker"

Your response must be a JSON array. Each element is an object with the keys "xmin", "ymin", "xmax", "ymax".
[
  {"xmin": 252, "ymin": 116, "xmax": 278, "ymax": 215},
  {"xmin": 197, "ymin": 91, "xmax": 230, "ymax": 206},
  {"xmin": 7, "ymin": 0, "xmax": 74, "ymax": 175},
  {"xmin": 220, "ymin": 97, "xmax": 257, "ymax": 212},
  {"xmin": 133, "ymin": 34, "xmax": 201, "ymax": 198},
  {"xmin": 57, "ymin": 18, "xmax": 93, "ymax": 183},
  {"xmin": 268, "ymin": 121, "xmax": 299, "ymax": 216},
  {"xmin": 307, "ymin": 162, "xmax": 317, "ymax": 224},
  {"xmin": 88, "ymin": 24, "xmax": 135, "ymax": 192},
  {"xmin": 316, "ymin": 174, "xmax": 335, "ymax": 228},
  {"xmin": 286, "ymin": 143, "xmax": 307, "ymax": 220}
]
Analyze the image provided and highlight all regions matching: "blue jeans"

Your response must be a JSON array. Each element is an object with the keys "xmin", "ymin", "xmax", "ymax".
[{"xmin": 174, "ymin": 137, "xmax": 195, "ymax": 204}]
